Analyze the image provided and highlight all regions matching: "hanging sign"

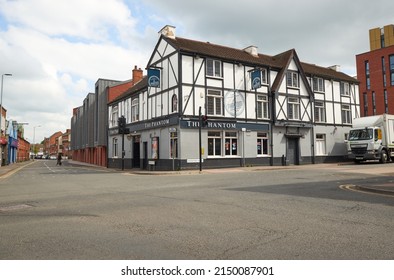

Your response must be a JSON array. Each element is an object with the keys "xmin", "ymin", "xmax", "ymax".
[
  {"xmin": 251, "ymin": 69, "xmax": 262, "ymax": 90},
  {"xmin": 148, "ymin": 68, "xmax": 161, "ymax": 88}
]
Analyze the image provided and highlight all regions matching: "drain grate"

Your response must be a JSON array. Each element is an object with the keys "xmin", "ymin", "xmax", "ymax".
[{"xmin": 0, "ymin": 204, "xmax": 33, "ymax": 212}]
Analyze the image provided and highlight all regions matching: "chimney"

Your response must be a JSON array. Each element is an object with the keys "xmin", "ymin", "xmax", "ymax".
[
  {"xmin": 328, "ymin": 65, "xmax": 341, "ymax": 72},
  {"xmin": 243, "ymin": 45, "xmax": 258, "ymax": 57},
  {"xmin": 132, "ymin": 65, "xmax": 143, "ymax": 84},
  {"xmin": 159, "ymin": 25, "xmax": 176, "ymax": 39}
]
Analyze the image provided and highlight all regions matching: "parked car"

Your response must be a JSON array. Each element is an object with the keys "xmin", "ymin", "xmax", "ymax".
[{"xmin": 50, "ymin": 155, "xmax": 57, "ymax": 160}]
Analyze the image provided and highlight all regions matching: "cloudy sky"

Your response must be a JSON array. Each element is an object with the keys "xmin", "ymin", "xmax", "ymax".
[{"xmin": 0, "ymin": 0, "xmax": 393, "ymax": 143}]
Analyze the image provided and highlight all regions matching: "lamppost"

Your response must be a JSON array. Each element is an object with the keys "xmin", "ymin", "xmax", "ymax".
[
  {"xmin": 0, "ymin": 74, "xmax": 12, "ymax": 136},
  {"xmin": 33, "ymin": 125, "xmax": 41, "ymax": 158},
  {"xmin": 0, "ymin": 73, "xmax": 12, "ymax": 166}
]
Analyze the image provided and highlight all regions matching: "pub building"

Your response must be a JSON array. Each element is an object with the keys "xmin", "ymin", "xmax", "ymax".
[{"xmin": 107, "ymin": 25, "xmax": 359, "ymax": 171}]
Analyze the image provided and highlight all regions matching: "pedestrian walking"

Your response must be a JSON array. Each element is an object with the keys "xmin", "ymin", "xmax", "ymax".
[{"xmin": 56, "ymin": 153, "xmax": 62, "ymax": 166}]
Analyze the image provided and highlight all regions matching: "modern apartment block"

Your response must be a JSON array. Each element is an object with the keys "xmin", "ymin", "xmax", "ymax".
[
  {"xmin": 356, "ymin": 24, "xmax": 394, "ymax": 116},
  {"xmin": 71, "ymin": 67, "xmax": 143, "ymax": 167}
]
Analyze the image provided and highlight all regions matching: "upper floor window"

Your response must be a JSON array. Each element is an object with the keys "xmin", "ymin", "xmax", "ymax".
[
  {"xmin": 256, "ymin": 95, "xmax": 269, "ymax": 119},
  {"xmin": 207, "ymin": 89, "xmax": 223, "ymax": 116},
  {"xmin": 111, "ymin": 105, "xmax": 118, "ymax": 127},
  {"xmin": 382, "ymin": 57, "xmax": 387, "ymax": 87},
  {"xmin": 340, "ymin": 82, "xmax": 350, "ymax": 96},
  {"xmin": 341, "ymin": 104, "xmax": 351, "ymax": 124},
  {"xmin": 131, "ymin": 98, "xmax": 139, "ymax": 122},
  {"xmin": 390, "ymin": 55, "xmax": 394, "ymax": 86},
  {"xmin": 287, "ymin": 71, "xmax": 299, "ymax": 88},
  {"xmin": 261, "ymin": 68, "xmax": 268, "ymax": 84},
  {"xmin": 313, "ymin": 77, "xmax": 325, "ymax": 92},
  {"xmin": 171, "ymin": 94, "xmax": 178, "ymax": 113},
  {"xmin": 206, "ymin": 59, "xmax": 222, "ymax": 78},
  {"xmin": 288, "ymin": 97, "xmax": 300, "ymax": 120},
  {"xmin": 365, "ymin": 61, "xmax": 370, "ymax": 90},
  {"xmin": 363, "ymin": 92, "xmax": 368, "ymax": 116},
  {"xmin": 314, "ymin": 101, "xmax": 325, "ymax": 123}
]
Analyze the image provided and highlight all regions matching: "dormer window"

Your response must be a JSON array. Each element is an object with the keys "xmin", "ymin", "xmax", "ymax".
[
  {"xmin": 287, "ymin": 71, "xmax": 299, "ymax": 88},
  {"xmin": 206, "ymin": 59, "xmax": 222, "ymax": 78}
]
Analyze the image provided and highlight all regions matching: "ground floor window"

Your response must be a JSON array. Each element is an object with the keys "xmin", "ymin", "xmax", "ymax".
[
  {"xmin": 257, "ymin": 132, "xmax": 269, "ymax": 156},
  {"xmin": 170, "ymin": 132, "xmax": 178, "ymax": 158},
  {"xmin": 315, "ymin": 134, "xmax": 326, "ymax": 155},
  {"xmin": 208, "ymin": 131, "xmax": 239, "ymax": 157},
  {"xmin": 112, "ymin": 138, "xmax": 118, "ymax": 157},
  {"xmin": 224, "ymin": 132, "xmax": 238, "ymax": 156}
]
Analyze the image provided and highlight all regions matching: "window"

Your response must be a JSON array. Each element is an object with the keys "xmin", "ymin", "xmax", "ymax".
[
  {"xmin": 171, "ymin": 94, "xmax": 178, "ymax": 113},
  {"xmin": 384, "ymin": 90, "xmax": 388, "ymax": 113},
  {"xmin": 382, "ymin": 57, "xmax": 387, "ymax": 87},
  {"xmin": 340, "ymin": 82, "xmax": 350, "ymax": 96},
  {"xmin": 390, "ymin": 55, "xmax": 394, "ymax": 86},
  {"xmin": 288, "ymin": 97, "xmax": 300, "ymax": 120},
  {"xmin": 363, "ymin": 92, "xmax": 368, "ymax": 116},
  {"xmin": 313, "ymin": 77, "xmax": 324, "ymax": 92},
  {"xmin": 365, "ymin": 61, "xmax": 370, "ymax": 90},
  {"xmin": 256, "ymin": 95, "xmax": 269, "ymax": 119},
  {"xmin": 112, "ymin": 138, "xmax": 118, "ymax": 157},
  {"xmin": 208, "ymin": 131, "xmax": 222, "ymax": 156},
  {"xmin": 224, "ymin": 132, "xmax": 238, "ymax": 156},
  {"xmin": 287, "ymin": 71, "xmax": 299, "ymax": 88},
  {"xmin": 170, "ymin": 132, "xmax": 178, "ymax": 158},
  {"xmin": 111, "ymin": 105, "xmax": 118, "ymax": 127},
  {"xmin": 315, "ymin": 134, "xmax": 326, "ymax": 155},
  {"xmin": 131, "ymin": 98, "xmax": 139, "ymax": 122},
  {"xmin": 207, "ymin": 89, "xmax": 223, "ymax": 116},
  {"xmin": 314, "ymin": 101, "xmax": 325, "ymax": 123},
  {"xmin": 206, "ymin": 59, "xmax": 222, "ymax": 78},
  {"xmin": 257, "ymin": 132, "xmax": 269, "ymax": 156},
  {"xmin": 261, "ymin": 68, "xmax": 268, "ymax": 84},
  {"xmin": 125, "ymin": 100, "xmax": 130, "ymax": 123},
  {"xmin": 372, "ymin": 91, "xmax": 376, "ymax": 115},
  {"xmin": 341, "ymin": 104, "xmax": 351, "ymax": 124}
]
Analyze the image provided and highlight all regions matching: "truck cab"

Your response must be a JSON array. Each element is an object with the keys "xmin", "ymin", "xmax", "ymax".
[{"xmin": 347, "ymin": 126, "xmax": 386, "ymax": 163}]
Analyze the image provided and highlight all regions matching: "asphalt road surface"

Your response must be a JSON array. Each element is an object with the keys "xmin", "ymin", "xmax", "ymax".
[{"xmin": 0, "ymin": 160, "xmax": 393, "ymax": 259}]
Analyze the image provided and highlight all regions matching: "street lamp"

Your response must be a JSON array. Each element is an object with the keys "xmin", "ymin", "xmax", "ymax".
[
  {"xmin": 0, "ymin": 74, "xmax": 12, "ymax": 166},
  {"xmin": 0, "ymin": 73, "xmax": 12, "ymax": 136}
]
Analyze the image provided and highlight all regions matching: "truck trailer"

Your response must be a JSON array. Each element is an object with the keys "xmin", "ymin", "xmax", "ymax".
[{"xmin": 347, "ymin": 114, "xmax": 394, "ymax": 163}]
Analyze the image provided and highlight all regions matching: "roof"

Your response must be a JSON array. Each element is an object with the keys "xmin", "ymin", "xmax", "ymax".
[
  {"xmin": 108, "ymin": 76, "xmax": 148, "ymax": 104},
  {"xmin": 164, "ymin": 36, "xmax": 358, "ymax": 84}
]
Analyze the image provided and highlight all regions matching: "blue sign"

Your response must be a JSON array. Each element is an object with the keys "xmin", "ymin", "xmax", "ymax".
[
  {"xmin": 251, "ymin": 70, "xmax": 261, "ymax": 90},
  {"xmin": 148, "ymin": 68, "xmax": 161, "ymax": 88}
]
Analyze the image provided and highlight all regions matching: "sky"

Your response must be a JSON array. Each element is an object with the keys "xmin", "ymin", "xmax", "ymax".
[{"xmin": 0, "ymin": 0, "xmax": 393, "ymax": 144}]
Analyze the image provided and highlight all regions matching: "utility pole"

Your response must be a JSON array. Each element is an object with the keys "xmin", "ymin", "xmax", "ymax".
[{"xmin": 199, "ymin": 106, "xmax": 202, "ymax": 172}]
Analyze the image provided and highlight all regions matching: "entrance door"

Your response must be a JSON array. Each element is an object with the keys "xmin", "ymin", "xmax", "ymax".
[
  {"xmin": 143, "ymin": 142, "xmax": 148, "ymax": 170},
  {"xmin": 133, "ymin": 136, "xmax": 141, "ymax": 168},
  {"xmin": 287, "ymin": 138, "xmax": 299, "ymax": 165}
]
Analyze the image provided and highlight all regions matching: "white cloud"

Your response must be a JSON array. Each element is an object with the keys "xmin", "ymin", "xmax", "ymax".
[
  {"xmin": 1, "ymin": 0, "xmax": 394, "ymax": 145},
  {"xmin": 0, "ymin": 0, "xmax": 154, "ymax": 143}
]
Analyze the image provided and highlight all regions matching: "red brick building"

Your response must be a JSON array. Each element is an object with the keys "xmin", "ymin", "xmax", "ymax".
[
  {"xmin": 356, "ymin": 24, "xmax": 394, "ymax": 116},
  {"xmin": 17, "ymin": 132, "xmax": 30, "ymax": 162},
  {"xmin": 49, "ymin": 131, "xmax": 63, "ymax": 156}
]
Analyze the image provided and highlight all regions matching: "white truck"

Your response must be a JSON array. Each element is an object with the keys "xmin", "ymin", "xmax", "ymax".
[{"xmin": 347, "ymin": 114, "xmax": 394, "ymax": 163}]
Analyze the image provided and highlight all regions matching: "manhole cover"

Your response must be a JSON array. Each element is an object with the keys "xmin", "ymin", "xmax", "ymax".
[{"xmin": 0, "ymin": 204, "xmax": 33, "ymax": 212}]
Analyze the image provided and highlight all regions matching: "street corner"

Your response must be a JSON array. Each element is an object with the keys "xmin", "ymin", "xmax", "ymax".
[{"xmin": 339, "ymin": 183, "xmax": 394, "ymax": 197}]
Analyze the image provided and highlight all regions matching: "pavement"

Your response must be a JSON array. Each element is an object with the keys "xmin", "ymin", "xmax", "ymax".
[{"xmin": 1, "ymin": 159, "xmax": 394, "ymax": 197}]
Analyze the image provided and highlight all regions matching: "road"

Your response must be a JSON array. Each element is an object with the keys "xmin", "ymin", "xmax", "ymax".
[{"xmin": 0, "ymin": 160, "xmax": 393, "ymax": 259}]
